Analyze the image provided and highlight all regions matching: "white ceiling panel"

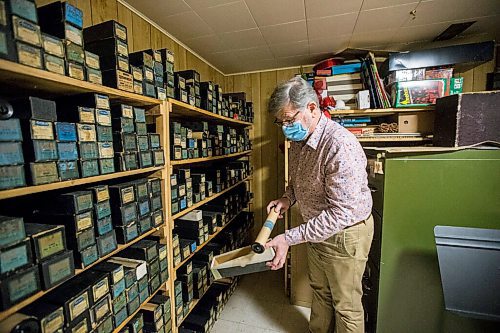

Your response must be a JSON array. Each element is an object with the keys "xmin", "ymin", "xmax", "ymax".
[
  {"xmin": 129, "ymin": 0, "xmax": 191, "ymax": 17},
  {"xmin": 354, "ymin": 3, "xmax": 419, "ymax": 33},
  {"xmin": 184, "ymin": 0, "xmax": 241, "ymax": 10},
  {"xmin": 307, "ymin": 12, "xmax": 358, "ymax": 40},
  {"xmin": 232, "ymin": 46, "xmax": 275, "ymax": 60},
  {"xmin": 199, "ymin": 1, "xmax": 257, "ymax": 33},
  {"xmin": 405, "ymin": 0, "xmax": 500, "ymax": 26},
  {"xmin": 309, "ymin": 35, "xmax": 350, "ymax": 54},
  {"xmin": 184, "ymin": 35, "xmax": 228, "ymax": 54},
  {"xmin": 219, "ymin": 28, "xmax": 267, "ymax": 50},
  {"xmin": 260, "ymin": 20, "xmax": 308, "ymax": 44},
  {"xmin": 350, "ymin": 29, "xmax": 398, "ymax": 48},
  {"xmin": 362, "ymin": 0, "xmax": 420, "ymax": 11},
  {"xmin": 305, "ymin": 0, "xmax": 363, "ymax": 19},
  {"xmin": 158, "ymin": 11, "xmax": 214, "ymax": 40},
  {"xmin": 124, "ymin": 0, "xmax": 499, "ymax": 73},
  {"xmin": 270, "ymin": 40, "xmax": 309, "ymax": 58},
  {"xmin": 245, "ymin": 0, "xmax": 305, "ymax": 26}
]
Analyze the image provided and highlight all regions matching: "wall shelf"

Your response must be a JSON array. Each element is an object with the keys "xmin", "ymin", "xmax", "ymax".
[
  {"xmin": 170, "ymin": 150, "xmax": 251, "ymax": 165},
  {"xmin": 0, "ymin": 167, "xmax": 163, "ymax": 200},
  {"xmin": 0, "ymin": 227, "xmax": 160, "ymax": 322},
  {"xmin": 174, "ymin": 210, "xmax": 246, "ymax": 270},
  {"xmin": 329, "ymin": 107, "xmax": 434, "ymax": 117},
  {"xmin": 169, "ymin": 99, "xmax": 253, "ymax": 126},
  {"xmin": 170, "ymin": 177, "xmax": 249, "ymax": 220},
  {"xmin": 0, "ymin": 59, "xmax": 161, "ymax": 106}
]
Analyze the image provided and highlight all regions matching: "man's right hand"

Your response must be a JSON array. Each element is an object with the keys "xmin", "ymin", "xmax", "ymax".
[{"xmin": 266, "ymin": 197, "xmax": 291, "ymax": 218}]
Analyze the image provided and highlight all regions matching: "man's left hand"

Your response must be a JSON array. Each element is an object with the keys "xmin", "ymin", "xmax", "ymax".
[{"xmin": 265, "ymin": 234, "xmax": 289, "ymax": 270}]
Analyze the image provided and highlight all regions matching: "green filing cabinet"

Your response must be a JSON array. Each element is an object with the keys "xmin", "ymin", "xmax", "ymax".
[{"xmin": 363, "ymin": 147, "xmax": 500, "ymax": 333}]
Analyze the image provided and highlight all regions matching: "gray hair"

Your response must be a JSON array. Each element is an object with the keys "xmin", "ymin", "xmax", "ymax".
[{"xmin": 268, "ymin": 77, "xmax": 319, "ymax": 115}]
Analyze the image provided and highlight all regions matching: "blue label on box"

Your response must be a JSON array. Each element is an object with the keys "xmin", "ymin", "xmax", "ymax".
[
  {"xmin": 8, "ymin": 267, "xmax": 38, "ymax": 302},
  {"xmin": 0, "ymin": 119, "xmax": 23, "ymax": 141},
  {"xmin": 0, "ymin": 217, "xmax": 25, "ymax": 248},
  {"xmin": 0, "ymin": 142, "xmax": 24, "ymax": 165},
  {"xmin": 180, "ymin": 198, "xmax": 186, "ymax": 210},
  {"xmin": 0, "ymin": 242, "xmax": 29, "ymax": 274},
  {"xmin": 138, "ymin": 200, "xmax": 150, "ymax": 216},
  {"xmin": 96, "ymin": 216, "xmax": 113, "ymax": 236},
  {"xmin": 33, "ymin": 140, "xmax": 58, "ymax": 162},
  {"xmin": 126, "ymin": 223, "xmax": 138, "ymax": 242},
  {"xmin": 57, "ymin": 142, "xmax": 78, "ymax": 161},
  {"xmin": 81, "ymin": 245, "xmax": 99, "ymax": 267},
  {"xmin": 0, "ymin": 32, "xmax": 7, "ymax": 56},
  {"xmin": 58, "ymin": 161, "xmax": 79, "ymax": 180},
  {"xmin": 55, "ymin": 122, "xmax": 77, "ymax": 142},
  {"xmin": 10, "ymin": 0, "xmax": 37, "ymax": 23},
  {"xmin": 95, "ymin": 200, "xmax": 111, "ymax": 219},
  {"xmin": 139, "ymin": 287, "xmax": 149, "ymax": 303},
  {"xmin": 0, "ymin": 165, "xmax": 26, "ymax": 190},
  {"xmin": 112, "ymin": 278, "xmax": 125, "ymax": 299},
  {"xmin": 115, "ymin": 306, "xmax": 128, "ymax": 327},
  {"xmin": 64, "ymin": 2, "xmax": 83, "ymax": 29}
]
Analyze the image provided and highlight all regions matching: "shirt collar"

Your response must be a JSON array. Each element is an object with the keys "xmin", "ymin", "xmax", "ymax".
[{"xmin": 305, "ymin": 114, "xmax": 327, "ymax": 150}]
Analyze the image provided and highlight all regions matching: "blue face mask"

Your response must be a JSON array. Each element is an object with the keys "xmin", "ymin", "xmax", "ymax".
[{"xmin": 282, "ymin": 121, "xmax": 309, "ymax": 141}]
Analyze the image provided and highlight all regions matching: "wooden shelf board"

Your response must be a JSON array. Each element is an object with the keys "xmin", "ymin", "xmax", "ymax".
[
  {"xmin": 0, "ymin": 227, "xmax": 160, "ymax": 321},
  {"xmin": 169, "ymin": 99, "xmax": 253, "ymax": 126},
  {"xmin": 174, "ymin": 210, "xmax": 244, "ymax": 270},
  {"xmin": 112, "ymin": 281, "xmax": 167, "ymax": 333},
  {"xmin": 0, "ymin": 59, "xmax": 161, "ymax": 106},
  {"xmin": 170, "ymin": 177, "xmax": 249, "ymax": 220},
  {"xmin": 357, "ymin": 136, "xmax": 431, "ymax": 142},
  {"xmin": 0, "ymin": 166, "xmax": 163, "ymax": 200},
  {"xmin": 329, "ymin": 107, "xmax": 433, "ymax": 117},
  {"xmin": 170, "ymin": 151, "xmax": 251, "ymax": 165}
]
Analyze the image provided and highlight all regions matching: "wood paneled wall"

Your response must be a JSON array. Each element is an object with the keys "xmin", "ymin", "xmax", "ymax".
[
  {"xmin": 226, "ymin": 66, "xmax": 312, "ymax": 234},
  {"xmin": 34, "ymin": 0, "xmax": 226, "ymax": 90}
]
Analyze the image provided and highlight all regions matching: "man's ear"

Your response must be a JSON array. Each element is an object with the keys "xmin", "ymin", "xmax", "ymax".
[{"xmin": 308, "ymin": 102, "xmax": 319, "ymax": 117}]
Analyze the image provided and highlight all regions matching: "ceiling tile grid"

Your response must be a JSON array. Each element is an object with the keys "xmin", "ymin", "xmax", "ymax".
[{"xmin": 125, "ymin": 0, "xmax": 499, "ymax": 73}]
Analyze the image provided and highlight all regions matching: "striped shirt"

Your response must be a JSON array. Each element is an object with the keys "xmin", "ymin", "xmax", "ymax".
[{"xmin": 283, "ymin": 115, "xmax": 372, "ymax": 246}]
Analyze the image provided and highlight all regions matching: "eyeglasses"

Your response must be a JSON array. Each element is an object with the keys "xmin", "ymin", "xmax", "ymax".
[{"xmin": 274, "ymin": 111, "xmax": 300, "ymax": 127}]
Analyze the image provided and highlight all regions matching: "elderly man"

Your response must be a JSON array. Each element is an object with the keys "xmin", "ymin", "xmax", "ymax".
[{"xmin": 265, "ymin": 77, "xmax": 373, "ymax": 333}]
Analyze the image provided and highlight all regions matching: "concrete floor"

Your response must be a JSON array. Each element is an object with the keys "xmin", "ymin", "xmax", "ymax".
[{"xmin": 212, "ymin": 270, "xmax": 311, "ymax": 333}]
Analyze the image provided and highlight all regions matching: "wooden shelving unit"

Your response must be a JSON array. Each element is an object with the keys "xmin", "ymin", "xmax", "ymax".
[
  {"xmin": 171, "ymin": 178, "xmax": 250, "ymax": 220},
  {"xmin": 0, "ymin": 57, "xmax": 254, "ymax": 333},
  {"xmin": 170, "ymin": 150, "xmax": 251, "ymax": 165},
  {"xmin": 169, "ymin": 99, "xmax": 253, "ymax": 126},
  {"xmin": 174, "ymin": 210, "xmax": 245, "ymax": 270},
  {"xmin": 112, "ymin": 284, "xmax": 166, "ymax": 333},
  {"xmin": 0, "ymin": 59, "xmax": 161, "ymax": 106},
  {"xmin": 329, "ymin": 107, "xmax": 434, "ymax": 117},
  {"xmin": 0, "ymin": 166, "xmax": 163, "ymax": 200},
  {"xmin": 0, "ymin": 226, "xmax": 161, "ymax": 322}
]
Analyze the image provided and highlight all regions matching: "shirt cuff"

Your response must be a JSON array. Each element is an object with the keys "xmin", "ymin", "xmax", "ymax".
[{"xmin": 285, "ymin": 227, "xmax": 306, "ymax": 246}]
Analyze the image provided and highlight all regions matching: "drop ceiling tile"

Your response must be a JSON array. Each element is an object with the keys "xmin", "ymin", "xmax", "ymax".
[
  {"xmin": 354, "ymin": 3, "xmax": 418, "ymax": 33},
  {"xmin": 362, "ymin": 0, "xmax": 419, "ymax": 11},
  {"xmin": 349, "ymin": 29, "xmax": 397, "ymax": 48},
  {"xmin": 307, "ymin": 12, "xmax": 358, "ymax": 40},
  {"xmin": 405, "ymin": 0, "xmax": 500, "ymax": 26},
  {"xmin": 184, "ymin": 0, "xmax": 241, "ymax": 10},
  {"xmin": 245, "ymin": 0, "xmax": 305, "ymax": 26},
  {"xmin": 219, "ymin": 28, "xmax": 267, "ymax": 49},
  {"xmin": 127, "ymin": 0, "xmax": 191, "ymax": 17},
  {"xmin": 269, "ymin": 40, "xmax": 309, "ymax": 58},
  {"xmin": 309, "ymin": 35, "xmax": 350, "ymax": 54},
  {"xmin": 260, "ymin": 20, "xmax": 307, "ymax": 44},
  {"xmin": 200, "ymin": 1, "xmax": 256, "ymax": 33},
  {"xmin": 305, "ymin": 0, "xmax": 363, "ymax": 19},
  {"xmin": 276, "ymin": 54, "xmax": 315, "ymax": 67},
  {"xmin": 461, "ymin": 15, "xmax": 500, "ymax": 39},
  {"xmin": 184, "ymin": 35, "xmax": 228, "ymax": 54},
  {"xmin": 232, "ymin": 46, "xmax": 274, "ymax": 59},
  {"xmin": 159, "ymin": 11, "xmax": 214, "ymax": 40}
]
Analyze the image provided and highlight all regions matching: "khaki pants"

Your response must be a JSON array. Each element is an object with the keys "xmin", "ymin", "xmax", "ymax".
[{"xmin": 307, "ymin": 215, "xmax": 374, "ymax": 333}]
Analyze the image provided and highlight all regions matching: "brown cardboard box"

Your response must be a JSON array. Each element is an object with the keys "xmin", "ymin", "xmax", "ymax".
[{"xmin": 391, "ymin": 112, "xmax": 434, "ymax": 134}]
